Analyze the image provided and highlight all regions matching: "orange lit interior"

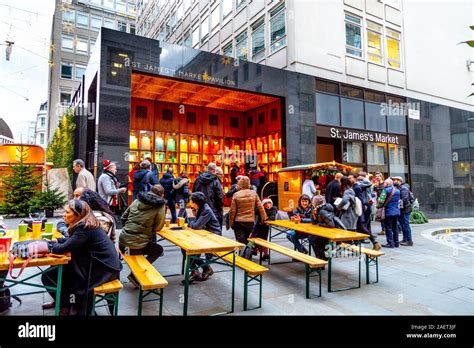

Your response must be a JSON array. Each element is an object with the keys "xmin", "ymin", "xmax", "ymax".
[{"xmin": 130, "ymin": 73, "xmax": 283, "ymax": 203}]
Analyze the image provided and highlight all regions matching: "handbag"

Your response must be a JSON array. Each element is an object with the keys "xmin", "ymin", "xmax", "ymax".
[
  {"xmin": 375, "ymin": 188, "xmax": 396, "ymax": 221},
  {"xmin": 8, "ymin": 240, "xmax": 52, "ymax": 280}
]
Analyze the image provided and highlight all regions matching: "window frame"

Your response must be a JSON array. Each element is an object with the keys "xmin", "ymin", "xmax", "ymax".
[
  {"xmin": 251, "ymin": 19, "xmax": 265, "ymax": 62},
  {"xmin": 90, "ymin": 15, "xmax": 103, "ymax": 31},
  {"xmin": 76, "ymin": 11, "xmax": 89, "ymax": 29},
  {"xmin": 61, "ymin": 35, "xmax": 74, "ymax": 52},
  {"xmin": 75, "ymin": 37, "xmax": 89, "ymax": 55},
  {"xmin": 60, "ymin": 61, "xmax": 73, "ymax": 80},
  {"xmin": 75, "ymin": 64, "xmax": 87, "ymax": 81},
  {"xmin": 344, "ymin": 12, "xmax": 363, "ymax": 59},
  {"xmin": 222, "ymin": 41, "xmax": 233, "ymax": 57},
  {"xmin": 386, "ymin": 28, "xmax": 402, "ymax": 69},
  {"xmin": 270, "ymin": 2, "xmax": 286, "ymax": 54},
  {"xmin": 366, "ymin": 20, "xmax": 383, "ymax": 65},
  {"xmin": 235, "ymin": 31, "xmax": 248, "ymax": 61}
]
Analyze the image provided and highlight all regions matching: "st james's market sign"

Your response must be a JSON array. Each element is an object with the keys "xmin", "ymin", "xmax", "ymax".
[{"xmin": 318, "ymin": 126, "xmax": 405, "ymax": 145}]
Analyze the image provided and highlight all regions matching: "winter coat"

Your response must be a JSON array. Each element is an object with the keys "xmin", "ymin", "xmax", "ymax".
[
  {"xmin": 97, "ymin": 172, "xmax": 121, "ymax": 205},
  {"xmin": 291, "ymin": 206, "xmax": 313, "ymax": 223},
  {"xmin": 226, "ymin": 184, "xmax": 239, "ymax": 198},
  {"xmin": 119, "ymin": 191, "xmax": 166, "ymax": 249},
  {"xmin": 193, "ymin": 171, "xmax": 224, "ymax": 216},
  {"xmin": 159, "ymin": 172, "xmax": 176, "ymax": 201},
  {"xmin": 173, "ymin": 177, "xmax": 189, "ymax": 202},
  {"xmin": 133, "ymin": 169, "xmax": 159, "ymax": 199},
  {"xmin": 325, "ymin": 179, "xmax": 341, "ymax": 206},
  {"xmin": 189, "ymin": 203, "xmax": 222, "ymax": 235},
  {"xmin": 230, "ymin": 165, "xmax": 240, "ymax": 185},
  {"xmin": 398, "ymin": 183, "xmax": 413, "ymax": 214},
  {"xmin": 229, "ymin": 177, "xmax": 267, "ymax": 226},
  {"xmin": 254, "ymin": 205, "xmax": 278, "ymax": 237},
  {"xmin": 353, "ymin": 180, "xmax": 372, "ymax": 206},
  {"xmin": 378, "ymin": 186, "xmax": 400, "ymax": 217},
  {"xmin": 336, "ymin": 187, "xmax": 357, "ymax": 230},
  {"xmin": 51, "ymin": 223, "xmax": 121, "ymax": 315},
  {"xmin": 76, "ymin": 168, "xmax": 96, "ymax": 191},
  {"xmin": 312, "ymin": 203, "xmax": 336, "ymax": 228}
]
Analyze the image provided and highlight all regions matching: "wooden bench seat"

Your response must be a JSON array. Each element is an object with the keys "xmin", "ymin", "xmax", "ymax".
[
  {"xmin": 249, "ymin": 238, "xmax": 327, "ymax": 298},
  {"xmin": 121, "ymin": 253, "xmax": 168, "ymax": 316},
  {"xmin": 92, "ymin": 279, "xmax": 123, "ymax": 316},
  {"xmin": 213, "ymin": 251, "xmax": 268, "ymax": 311},
  {"xmin": 339, "ymin": 243, "xmax": 384, "ymax": 284}
]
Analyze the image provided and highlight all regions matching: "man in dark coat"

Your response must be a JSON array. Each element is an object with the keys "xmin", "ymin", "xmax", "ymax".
[
  {"xmin": 159, "ymin": 167, "xmax": 177, "ymax": 223},
  {"xmin": 325, "ymin": 172, "xmax": 343, "ymax": 208},
  {"xmin": 230, "ymin": 161, "xmax": 240, "ymax": 186},
  {"xmin": 393, "ymin": 176, "xmax": 414, "ymax": 246},
  {"xmin": 133, "ymin": 160, "xmax": 159, "ymax": 200},
  {"xmin": 193, "ymin": 163, "xmax": 224, "ymax": 228}
]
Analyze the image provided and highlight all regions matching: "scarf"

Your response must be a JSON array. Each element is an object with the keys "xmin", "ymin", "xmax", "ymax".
[{"xmin": 104, "ymin": 170, "xmax": 120, "ymax": 206}]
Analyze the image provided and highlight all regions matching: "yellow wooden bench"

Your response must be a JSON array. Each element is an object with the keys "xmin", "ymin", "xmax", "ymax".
[
  {"xmin": 249, "ymin": 238, "xmax": 328, "ymax": 298},
  {"xmin": 213, "ymin": 251, "xmax": 268, "ymax": 311},
  {"xmin": 339, "ymin": 243, "xmax": 385, "ymax": 284},
  {"xmin": 121, "ymin": 253, "xmax": 168, "ymax": 316},
  {"xmin": 92, "ymin": 279, "xmax": 123, "ymax": 316}
]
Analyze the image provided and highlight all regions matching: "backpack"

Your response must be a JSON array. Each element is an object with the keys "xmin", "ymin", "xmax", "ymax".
[
  {"xmin": 240, "ymin": 241, "xmax": 254, "ymax": 260},
  {"xmin": 409, "ymin": 190, "xmax": 415, "ymax": 204},
  {"xmin": 353, "ymin": 197, "xmax": 363, "ymax": 217}
]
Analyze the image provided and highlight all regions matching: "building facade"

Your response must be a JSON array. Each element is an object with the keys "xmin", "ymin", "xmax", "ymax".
[
  {"xmin": 34, "ymin": 102, "xmax": 48, "ymax": 149},
  {"xmin": 0, "ymin": 118, "xmax": 14, "ymax": 144},
  {"xmin": 74, "ymin": 29, "xmax": 473, "ymax": 218},
  {"xmin": 47, "ymin": 0, "xmax": 137, "ymax": 143}
]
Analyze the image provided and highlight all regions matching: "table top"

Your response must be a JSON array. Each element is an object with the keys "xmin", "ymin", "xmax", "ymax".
[
  {"xmin": 266, "ymin": 220, "xmax": 368, "ymax": 242},
  {"xmin": 0, "ymin": 229, "xmax": 71, "ymax": 270},
  {"xmin": 158, "ymin": 225, "xmax": 244, "ymax": 255}
]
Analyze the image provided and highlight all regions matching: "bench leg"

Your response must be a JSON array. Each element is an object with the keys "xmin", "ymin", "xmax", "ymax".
[
  {"xmin": 305, "ymin": 264, "xmax": 310, "ymax": 299},
  {"xmin": 91, "ymin": 292, "xmax": 119, "ymax": 316},
  {"xmin": 91, "ymin": 295, "xmax": 96, "ymax": 316},
  {"xmin": 159, "ymin": 288, "xmax": 164, "ymax": 316},
  {"xmin": 231, "ymin": 253, "xmax": 235, "ymax": 314},
  {"xmin": 113, "ymin": 292, "xmax": 119, "ymax": 316},
  {"xmin": 328, "ymin": 241, "xmax": 333, "ymax": 292},
  {"xmin": 183, "ymin": 255, "xmax": 191, "ymax": 316},
  {"xmin": 365, "ymin": 255, "xmax": 370, "ymax": 285},
  {"xmin": 376, "ymin": 257, "xmax": 379, "ymax": 283},
  {"xmin": 243, "ymin": 273, "xmax": 263, "ymax": 311},
  {"xmin": 244, "ymin": 272, "xmax": 248, "ymax": 311},
  {"xmin": 181, "ymin": 253, "xmax": 185, "ymax": 275},
  {"xmin": 305, "ymin": 265, "xmax": 322, "ymax": 299},
  {"xmin": 365, "ymin": 256, "xmax": 379, "ymax": 284},
  {"xmin": 138, "ymin": 288, "xmax": 143, "ymax": 316}
]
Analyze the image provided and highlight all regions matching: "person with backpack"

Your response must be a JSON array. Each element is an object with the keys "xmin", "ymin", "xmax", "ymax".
[
  {"xmin": 160, "ymin": 167, "xmax": 177, "ymax": 224},
  {"xmin": 173, "ymin": 171, "xmax": 190, "ymax": 219},
  {"xmin": 351, "ymin": 174, "xmax": 381, "ymax": 251},
  {"xmin": 393, "ymin": 176, "xmax": 414, "ymax": 246},
  {"xmin": 378, "ymin": 178, "xmax": 401, "ymax": 248},
  {"xmin": 335, "ymin": 176, "xmax": 358, "ymax": 231},
  {"xmin": 193, "ymin": 163, "xmax": 224, "ymax": 228},
  {"xmin": 132, "ymin": 160, "xmax": 159, "ymax": 200}
]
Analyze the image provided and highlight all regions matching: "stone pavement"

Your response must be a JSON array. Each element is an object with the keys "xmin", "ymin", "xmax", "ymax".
[{"xmin": 1, "ymin": 216, "xmax": 473, "ymax": 316}]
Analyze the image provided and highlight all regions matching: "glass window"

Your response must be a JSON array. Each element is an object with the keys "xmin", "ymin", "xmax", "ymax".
[
  {"xmin": 60, "ymin": 90, "xmax": 71, "ymax": 104},
  {"xmin": 39, "ymin": 133, "xmax": 45, "ymax": 145},
  {"xmin": 236, "ymin": 0, "xmax": 246, "ymax": 11},
  {"xmin": 343, "ymin": 141, "xmax": 364, "ymax": 164},
  {"xmin": 104, "ymin": 0, "xmax": 115, "ymax": 8},
  {"xmin": 453, "ymin": 162, "xmax": 470, "ymax": 179},
  {"xmin": 341, "ymin": 97, "xmax": 364, "ymax": 129},
  {"xmin": 40, "ymin": 117, "xmax": 46, "ymax": 127},
  {"xmin": 236, "ymin": 31, "xmax": 248, "ymax": 60},
  {"xmin": 62, "ymin": 35, "xmax": 74, "ymax": 51},
  {"xmin": 192, "ymin": 24, "xmax": 199, "ymax": 47},
  {"xmin": 386, "ymin": 29, "xmax": 401, "ymax": 68},
  {"xmin": 365, "ymin": 102, "xmax": 386, "ymax": 132},
  {"xmin": 130, "ymin": 25, "xmax": 135, "ymax": 35},
  {"xmin": 177, "ymin": 3, "xmax": 184, "ymax": 21},
  {"xmin": 469, "ymin": 131, "xmax": 474, "ymax": 147},
  {"xmin": 386, "ymin": 105, "xmax": 406, "ymax": 134},
  {"xmin": 89, "ymin": 40, "xmax": 95, "ymax": 54},
  {"xmin": 451, "ymin": 133, "xmax": 469, "ymax": 149},
  {"xmin": 252, "ymin": 21, "xmax": 265, "ymax": 62},
  {"xmin": 104, "ymin": 19, "xmax": 115, "ymax": 29},
  {"xmin": 270, "ymin": 3, "xmax": 286, "ymax": 53},
  {"xmin": 184, "ymin": 32, "xmax": 191, "ymax": 47},
  {"xmin": 118, "ymin": 21, "xmax": 127, "ymax": 32},
  {"xmin": 116, "ymin": 0, "xmax": 127, "ymax": 12},
  {"xmin": 76, "ymin": 37, "xmax": 88, "ymax": 54},
  {"xmin": 223, "ymin": 0, "xmax": 232, "ymax": 17},
  {"xmin": 62, "ymin": 9, "xmax": 75, "ymax": 23},
  {"xmin": 61, "ymin": 61, "xmax": 73, "ymax": 79},
  {"xmin": 316, "ymin": 93, "xmax": 340, "ymax": 126},
  {"xmin": 367, "ymin": 143, "xmax": 387, "ymax": 165},
  {"xmin": 223, "ymin": 42, "xmax": 233, "ymax": 57},
  {"xmin": 201, "ymin": 16, "xmax": 209, "ymax": 40},
  {"xmin": 341, "ymin": 85, "xmax": 363, "ymax": 99},
  {"xmin": 389, "ymin": 144, "xmax": 408, "ymax": 179},
  {"xmin": 364, "ymin": 90, "xmax": 385, "ymax": 102},
  {"xmin": 345, "ymin": 13, "xmax": 362, "ymax": 57},
  {"xmin": 316, "ymin": 79, "xmax": 339, "ymax": 94},
  {"xmin": 77, "ymin": 12, "xmax": 89, "ymax": 28},
  {"xmin": 91, "ymin": 16, "xmax": 102, "ymax": 31},
  {"xmin": 367, "ymin": 21, "xmax": 382, "ymax": 63},
  {"xmin": 211, "ymin": 5, "xmax": 220, "ymax": 29},
  {"xmin": 75, "ymin": 64, "xmax": 86, "ymax": 80}
]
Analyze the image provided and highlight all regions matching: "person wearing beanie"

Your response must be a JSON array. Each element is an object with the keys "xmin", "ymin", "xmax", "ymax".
[
  {"xmin": 97, "ymin": 159, "xmax": 126, "ymax": 214},
  {"xmin": 181, "ymin": 192, "xmax": 222, "ymax": 284},
  {"xmin": 252, "ymin": 198, "xmax": 277, "ymax": 261}
]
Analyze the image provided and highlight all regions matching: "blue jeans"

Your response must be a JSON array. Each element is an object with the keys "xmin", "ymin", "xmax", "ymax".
[
  {"xmin": 286, "ymin": 230, "xmax": 307, "ymax": 252},
  {"xmin": 385, "ymin": 216, "xmax": 400, "ymax": 247},
  {"xmin": 398, "ymin": 212, "xmax": 412, "ymax": 242}
]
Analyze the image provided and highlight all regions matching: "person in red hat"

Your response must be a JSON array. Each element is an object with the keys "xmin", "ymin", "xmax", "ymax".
[{"xmin": 97, "ymin": 159, "xmax": 126, "ymax": 214}]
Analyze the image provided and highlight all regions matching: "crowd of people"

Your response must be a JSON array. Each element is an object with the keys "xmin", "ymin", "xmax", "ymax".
[{"xmin": 31, "ymin": 158, "xmax": 415, "ymax": 315}]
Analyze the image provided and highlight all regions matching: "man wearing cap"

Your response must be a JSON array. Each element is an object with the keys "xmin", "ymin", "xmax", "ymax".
[
  {"xmin": 98, "ymin": 160, "xmax": 126, "ymax": 211},
  {"xmin": 393, "ymin": 176, "xmax": 414, "ymax": 246},
  {"xmin": 73, "ymin": 159, "xmax": 96, "ymax": 191}
]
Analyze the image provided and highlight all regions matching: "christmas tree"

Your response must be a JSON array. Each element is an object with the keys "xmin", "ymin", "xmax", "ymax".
[
  {"xmin": 31, "ymin": 183, "xmax": 67, "ymax": 214},
  {"xmin": 0, "ymin": 146, "xmax": 42, "ymax": 217}
]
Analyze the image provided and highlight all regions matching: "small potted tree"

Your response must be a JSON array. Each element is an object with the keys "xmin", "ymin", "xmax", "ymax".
[{"xmin": 32, "ymin": 184, "xmax": 67, "ymax": 218}]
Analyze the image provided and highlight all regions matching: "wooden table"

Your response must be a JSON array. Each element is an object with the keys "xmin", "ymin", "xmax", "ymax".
[
  {"xmin": 0, "ymin": 229, "xmax": 70, "ymax": 316},
  {"xmin": 158, "ymin": 225, "xmax": 244, "ymax": 316},
  {"xmin": 266, "ymin": 220, "xmax": 367, "ymax": 292}
]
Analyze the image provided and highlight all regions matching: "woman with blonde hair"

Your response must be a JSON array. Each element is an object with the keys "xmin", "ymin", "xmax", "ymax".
[{"xmin": 41, "ymin": 200, "xmax": 122, "ymax": 315}]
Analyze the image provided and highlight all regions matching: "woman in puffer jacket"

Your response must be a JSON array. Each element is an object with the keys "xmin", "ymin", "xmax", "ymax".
[{"xmin": 335, "ymin": 176, "xmax": 357, "ymax": 231}]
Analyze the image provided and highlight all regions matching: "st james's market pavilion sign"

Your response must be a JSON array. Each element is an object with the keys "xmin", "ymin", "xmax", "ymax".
[{"xmin": 317, "ymin": 126, "xmax": 406, "ymax": 145}]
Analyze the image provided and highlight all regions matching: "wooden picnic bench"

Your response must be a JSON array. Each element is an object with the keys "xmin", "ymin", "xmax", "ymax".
[
  {"xmin": 120, "ymin": 252, "xmax": 168, "ymax": 316},
  {"xmin": 92, "ymin": 279, "xmax": 123, "ymax": 316},
  {"xmin": 249, "ymin": 238, "xmax": 327, "ymax": 298},
  {"xmin": 213, "ymin": 251, "xmax": 268, "ymax": 311},
  {"xmin": 339, "ymin": 243, "xmax": 385, "ymax": 284}
]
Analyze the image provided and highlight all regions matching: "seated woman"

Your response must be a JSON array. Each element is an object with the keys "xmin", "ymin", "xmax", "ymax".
[
  {"xmin": 309, "ymin": 196, "xmax": 334, "ymax": 261},
  {"xmin": 41, "ymin": 200, "xmax": 122, "ymax": 316},
  {"xmin": 182, "ymin": 192, "xmax": 222, "ymax": 284},
  {"xmin": 119, "ymin": 184, "xmax": 166, "ymax": 288},
  {"xmin": 286, "ymin": 194, "xmax": 312, "ymax": 253},
  {"xmin": 252, "ymin": 198, "xmax": 278, "ymax": 261}
]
